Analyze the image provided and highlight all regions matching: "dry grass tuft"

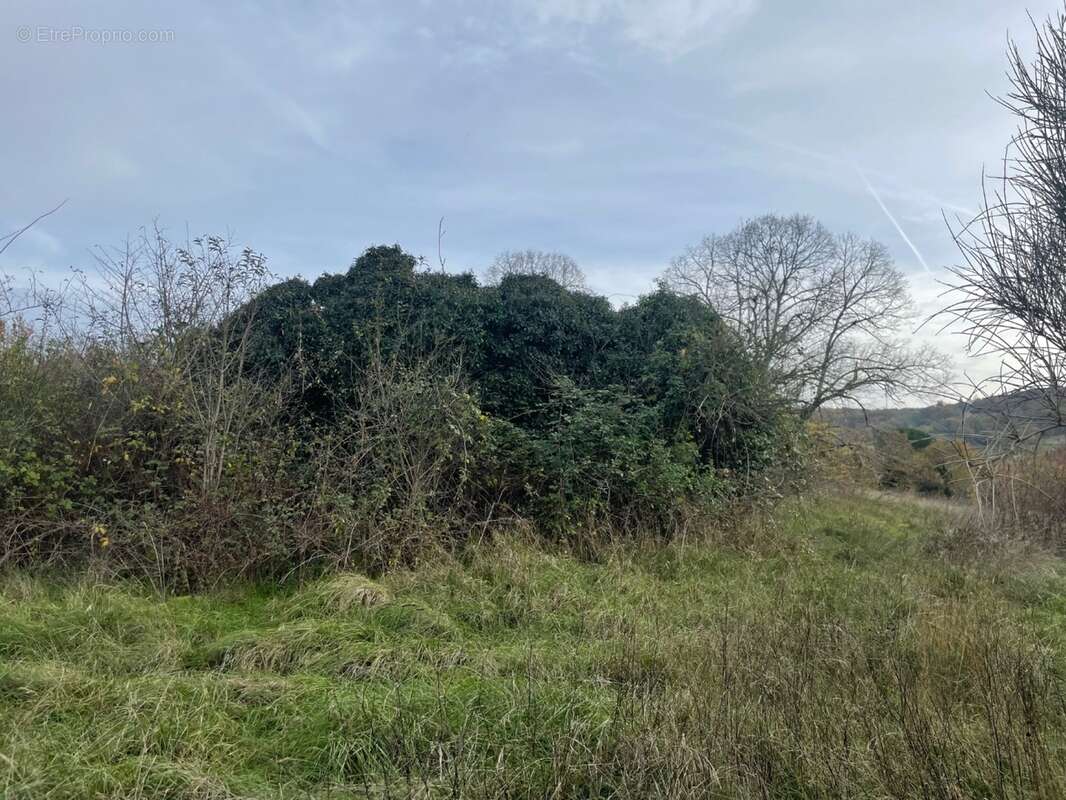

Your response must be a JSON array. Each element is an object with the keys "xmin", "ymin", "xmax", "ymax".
[{"xmin": 312, "ymin": 573, "xmax": 393, "ymax": 612}]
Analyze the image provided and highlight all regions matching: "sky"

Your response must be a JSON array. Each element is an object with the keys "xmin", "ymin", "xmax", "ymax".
[{"xmin": 1, "ymin": 0, "xmax": 1059, "ymax": 393}]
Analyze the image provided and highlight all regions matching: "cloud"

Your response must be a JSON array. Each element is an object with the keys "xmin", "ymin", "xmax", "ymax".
[
  {"xmin": 219, "ymin": 50, "xmax": 329, "ymax": 151},
  {"xmin": 511, "ymin": 137, "xmax": 585, "ymax": 158},
  {"xmin": 268, "ymin": 91, "xmax": 329, "ymax": 150},
  {"xmin": 84, "ymin": 147, "xmax": 140, "ymax": 182},
  {"xmin": 856, "ymin": 166, "xmax": 931, "ymax": 274},
  {"xmin": 526, "ymin": 0, "xmax": 758, "ymax": 57},
  {"xmin": 21, "ymin": 226, "xmax": 65, "ymax": 256}
]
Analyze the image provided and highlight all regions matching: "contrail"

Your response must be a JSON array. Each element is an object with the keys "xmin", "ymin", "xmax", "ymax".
[{"xmin": 855, "ymin": 165, "xmax": 932, "ymax": 274}]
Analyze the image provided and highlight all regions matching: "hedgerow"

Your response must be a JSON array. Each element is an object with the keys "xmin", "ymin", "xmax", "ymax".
[{"xmin": 0, "ymin": 233, "xmax": 794, "ymax": 587}]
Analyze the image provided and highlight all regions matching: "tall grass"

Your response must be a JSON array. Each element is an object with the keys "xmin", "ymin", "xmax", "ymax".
[{"xmin": 2, "ymin": 494, "xmax": 1065, "ymax": 798}]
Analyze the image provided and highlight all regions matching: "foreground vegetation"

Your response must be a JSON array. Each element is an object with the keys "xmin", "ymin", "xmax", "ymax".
[{"xmin": 3, "ymin": 493, "xmax": 1065, "ymax": 799}]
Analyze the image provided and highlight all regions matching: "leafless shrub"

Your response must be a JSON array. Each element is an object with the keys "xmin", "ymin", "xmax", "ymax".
[
  {"xmin": 942, "ymin": 12, "xmax": 1066, "ymax": 454},
  {"xmin": 968, "ymin": 449, "xmax": 1066, "ymax": 551},
  {"xmin": 77, "ymin": 226, "xmax": 275, "ymax": 495}
]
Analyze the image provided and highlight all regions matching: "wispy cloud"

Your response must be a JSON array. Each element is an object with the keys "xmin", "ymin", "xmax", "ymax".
[
  {"xmin": 525, "ymin": 0, "xmax": 759, "ymax": 58},
  {"xmin": 705, "ymin": 119, "xmax": 976, "ymax": 219},
  {"xmin": 221, "ymin": 50, "xmax": 329, "ymax": 151},
  {"xmin": 856, "ymin": 166, "xmax": 931, "ymax": 274}
]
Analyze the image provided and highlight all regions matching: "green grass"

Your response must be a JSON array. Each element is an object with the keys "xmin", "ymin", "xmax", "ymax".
[{"xmin": 2, "ymin": 494, "xmax": 1066, "ymax": 798}]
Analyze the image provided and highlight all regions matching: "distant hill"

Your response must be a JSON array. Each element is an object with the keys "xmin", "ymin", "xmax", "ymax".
[{"xmin": 817, "ymin": 391, "xmax": 1065, "ymax": 446}]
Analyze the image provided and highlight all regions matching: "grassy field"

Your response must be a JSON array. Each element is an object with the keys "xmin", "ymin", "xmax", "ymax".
[{"xmin": 2, "ymin": 494, "xmax": 1066, "ymax": 799}]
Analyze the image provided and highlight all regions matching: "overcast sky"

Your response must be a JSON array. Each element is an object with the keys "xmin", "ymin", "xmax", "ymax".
[{"xmin": 2, "ymin": 0, "xmax": 1058, "ymax": 389}]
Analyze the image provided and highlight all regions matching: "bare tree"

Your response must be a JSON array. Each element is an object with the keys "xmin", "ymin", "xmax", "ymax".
[
  {"xmin": 485, "ymin": 249, "xmax": 587, "ymax": 291},
  {"xmin": 664, "ymin": 214, "xmax": 944, "ymax": 418},
  {"xmin": 941, "ymin": 11, "xmax": 1066, "ymax": 450}
]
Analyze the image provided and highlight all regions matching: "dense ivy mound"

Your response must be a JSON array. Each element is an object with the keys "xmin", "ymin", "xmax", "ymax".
[{"xmin": 249, "ymin": 245, "xmax": 784, "ymax": 475}]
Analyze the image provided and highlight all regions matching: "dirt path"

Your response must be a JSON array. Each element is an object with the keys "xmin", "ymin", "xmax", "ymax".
[{"xmin": 861, "ymin": 488, "xmax": 973, "ymax": 519}]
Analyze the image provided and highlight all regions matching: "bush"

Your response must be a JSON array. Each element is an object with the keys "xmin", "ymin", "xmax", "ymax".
[
  {"xmin": 869, "ymin": 429, "xmax": 970, "ymax": 497},
  {"xmin": 247, "ymin": 254, "xmax": 787, "ymax": 479},
  {"xmin": 480, "ymin": 380, "xmax": 715, "ymax": 536},
  {"xmin": 0, "ymin": 323, "xmax": 82, "ymax": 517},
  {"xmin": 0, "ymin": 236, "xmax": 797, "ymax": 587},
  {"xmin": 298, "ymin": 350, "xmax": 488, "ymax": 571}
]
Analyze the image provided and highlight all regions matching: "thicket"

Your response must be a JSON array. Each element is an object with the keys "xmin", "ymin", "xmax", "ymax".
[
  {"xmin": 871, "ymin": 429, "xmax": 973, "ymax": 497},
  {"xmin": 801, "ymin": 420, "xmax": 974, "ymax": 500},
  {"xmin": 0, "ymin": 234, "xmax": 793, "ymax": 588}
]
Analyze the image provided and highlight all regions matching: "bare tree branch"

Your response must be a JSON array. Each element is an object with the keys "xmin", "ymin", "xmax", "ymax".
[
  {"xmin": 485, "ymin": 249, "xmax": 587, "ymax": 291},
  {"xmin": 940, "ymin": 10, "xmax": 1066, "ymax": 450},
  {"xmin": 0, "ymin": 200, "xmax": 70, "ymax": 324},
  {"xmin": 0, "ymin": 199, "xmax": 68, "ymax": 258}
]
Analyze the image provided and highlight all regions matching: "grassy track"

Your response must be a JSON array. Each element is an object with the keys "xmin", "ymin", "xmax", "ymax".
[{"xmin": 2, "ymin": 494, "xmax": 1065, "ymax": 798}]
